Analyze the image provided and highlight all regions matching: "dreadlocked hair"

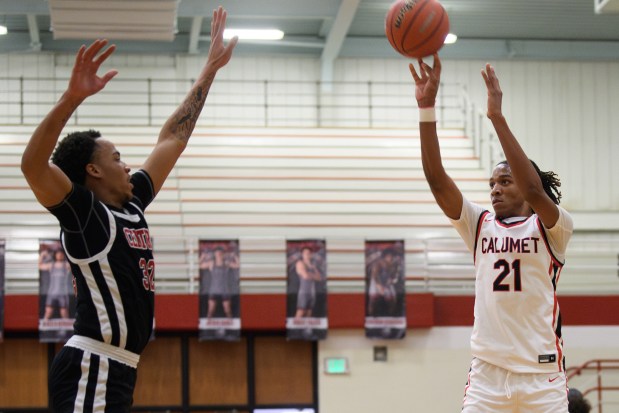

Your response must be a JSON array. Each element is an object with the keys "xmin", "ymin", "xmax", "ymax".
[
  {"xmin": 497, "ymin": 159, "xmax": 562, "ymax": 205},
  {"xmin": 51, "ymin": 130, "xmax": 101, "ymax": 185}
]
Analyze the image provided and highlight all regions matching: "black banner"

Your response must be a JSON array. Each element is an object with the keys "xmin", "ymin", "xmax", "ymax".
[
  {"xmin": 286, "ymin": 240, "xmax": 328, "ymax": 340},
  {"xmin": 0, "ymin": 240, "xmax": 5, "ymax": 342},
  {"xmin": 365, "ymin": 240, "xmax": 406, "ymax": 339},
  {"xmin": 38, "ymin": 240, "xmax": 76, "ymax": 343},
  {"xmin": 198, "ymin": 240, "xmax": 241, "ymax": 341}
]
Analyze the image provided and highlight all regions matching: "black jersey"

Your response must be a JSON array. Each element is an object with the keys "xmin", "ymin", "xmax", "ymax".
[{"xmin": 48, "ymin": 170, "xmax": 155, "ymax": 354}]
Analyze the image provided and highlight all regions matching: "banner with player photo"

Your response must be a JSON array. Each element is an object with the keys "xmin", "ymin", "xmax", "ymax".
[
  {"xmin": 365, "ymin": 240, "xmax": 406, "ymax": 339},
  {"xmin": 39, "ymin": 240, "xmax": 76, "ymax": 342},
  {"xmin": 0, "ymin": 240, "xmax": 5, "ymax": 342},
  {"xmin": 286, "ymin": 240, "xmax": 328, "ymax": 340},
  {"xmin": 198, "ymin": 240, "xmax": 241, "ymax": 341}
]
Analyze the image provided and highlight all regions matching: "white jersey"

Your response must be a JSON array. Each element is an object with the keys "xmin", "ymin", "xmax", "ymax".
[{"xmin": 451, "ymin": 198, "xmax": 573, "ymax": 373}]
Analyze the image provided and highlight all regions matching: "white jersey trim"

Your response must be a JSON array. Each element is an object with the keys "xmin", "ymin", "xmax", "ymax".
[
  {"xmin": 66, "ymin": 335, "xmax": 140, "ymax": 368},
  {"xmin": 62, "ymin": 205, "xmax": 117, "ymax": 265}
]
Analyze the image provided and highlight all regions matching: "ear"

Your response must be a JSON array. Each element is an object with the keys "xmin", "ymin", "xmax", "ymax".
[{"xmin": 85, "ymin": 163, "xmax": 102, "ymax": 178}]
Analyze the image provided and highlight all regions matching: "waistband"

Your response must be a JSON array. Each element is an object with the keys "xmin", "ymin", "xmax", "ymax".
[{"xmin": 66, "ymin": 335, "xmax": 140, "ymax": 368}]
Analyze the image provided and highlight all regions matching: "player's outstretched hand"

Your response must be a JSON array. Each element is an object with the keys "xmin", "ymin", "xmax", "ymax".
[
  {"xmin": 206, "ymin": 6, "xmax": 238, "ymax": 72},
  {"xmin": 67, "ymin": 39, "xmax": 118, "ymax": 101},
  {"xmin": 481, "ymin": 63, "xmax": 503, "ymax": 120},
  {"xmin": 409, "ymin": 53, "xmax": 441, "ymax": 108}
]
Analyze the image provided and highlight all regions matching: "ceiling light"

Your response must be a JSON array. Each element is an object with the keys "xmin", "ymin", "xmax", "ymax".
[
  {"xmin": 0, "ymin": 26, "xmax": 7, "ymax": 35},
  {"xmin": 444, "ymin": 33, "xmax": 457, "ymax": 44},
  {"xmin": 223, "ymin": 29, "xmax": 284, "ymax": 40}
]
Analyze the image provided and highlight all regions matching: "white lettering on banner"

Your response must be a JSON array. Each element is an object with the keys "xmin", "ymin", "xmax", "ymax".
[
  {"xmin": 285, "ymin": 317, "xmax": 329, "ymax": 329},
  {"xmin": 198, "ymin": 317, "xmax": 241, "ymax": 329},
  {"xmin": 365, "ymin": 317, "xmax": 407, "ymax": 328},
  {"xmin": 39, "ymin": 318, "xmax": 76, "ymax": 330}
]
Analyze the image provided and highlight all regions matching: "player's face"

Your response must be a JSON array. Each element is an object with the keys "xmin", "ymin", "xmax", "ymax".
[
  {"xmin": 90, "ymin": 139, "xmax": 133, "ymax": 205},
  {"xmin": 214, "ymin": 249, "xmax": 224, "ymax": 263},
  {"xmin": 489, "ymin": 163, "xmax": 531, "ymax": 219},
  {"xmin": 302, "ymin": 248, "xmax": 312, "ymax": 262}
]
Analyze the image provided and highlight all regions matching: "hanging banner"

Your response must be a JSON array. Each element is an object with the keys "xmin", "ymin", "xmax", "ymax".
[
  {"xmin": 365, "ymin": 240, "xmax": 406, "ymax": 339},
  {"xmin": 198, "ymin": 240, "xmax": 241, "ymax": 341},
  {"xmin": 286, "ymin": 240, "xmax": 328, "ymax": 340},
  {"xmin": 39, "ymin": 240, "xmax": 76, "ymax": 342},
  {"xmin": 0, "ymin": 240, "xmax": 5, "ymax": 342}
]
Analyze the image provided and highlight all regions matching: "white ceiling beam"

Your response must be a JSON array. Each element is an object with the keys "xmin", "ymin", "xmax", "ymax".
[
  {"xmin": 188, "ymin": 16, "xmax": 203, "ymax": 54},
  {"xmin": 26, "ymin": 14, "xmax": 42, "ymax": 51},
  {"xmin": 320, "ymin": 0, "xmax": 361, "ymax": 91},
  {"xmin": 48, "ymin": 0, "xmax": 178, "ymax": 41},
  {"xmin": 595, "ymin": 0, "xmax": 619, "ymax": 13}
]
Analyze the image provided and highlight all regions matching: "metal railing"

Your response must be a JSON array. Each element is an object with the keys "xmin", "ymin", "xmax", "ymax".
[
  {"xmin": 0, "ymin": 77, "xmax": 466, "ymax": 130},
  {"xmin": 567, "ymin": 360, "xmax": 619, "ymax": 413}
]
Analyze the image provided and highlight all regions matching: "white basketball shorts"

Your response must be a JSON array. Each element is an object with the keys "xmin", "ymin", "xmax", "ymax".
[{"xmin": 462, "ymin": 358, "xmax": 568, "ymax": 413}]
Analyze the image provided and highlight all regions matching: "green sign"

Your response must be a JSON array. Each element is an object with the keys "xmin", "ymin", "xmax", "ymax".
[{"xmin": 324, "ymin": 357, "xmax": 349, "ymax": 375}]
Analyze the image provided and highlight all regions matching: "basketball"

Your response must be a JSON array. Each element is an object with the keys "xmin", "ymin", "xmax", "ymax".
[{"xmin": 385, "ymin": 0, "xmax": 450, "ymax": 59}]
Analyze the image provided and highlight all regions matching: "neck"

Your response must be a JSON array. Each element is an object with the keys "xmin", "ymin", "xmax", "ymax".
[{"xmin": 86, "ymin": 182, "xmax": 125, "ymax": 209}]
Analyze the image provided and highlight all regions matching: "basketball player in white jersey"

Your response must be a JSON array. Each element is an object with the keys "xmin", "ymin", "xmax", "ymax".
[
  {"xmin": 21, "ymin": 7, "xmax": 236, "ymax": 412},
  {"xmin": 410, "ymin": 55, "xmax": 573, "ymax": 412}
]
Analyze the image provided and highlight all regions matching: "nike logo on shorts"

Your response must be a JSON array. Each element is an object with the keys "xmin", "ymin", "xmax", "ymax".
[{"xmin": 549, "ymin": 376, "xmax": 560, "ymax": 383}]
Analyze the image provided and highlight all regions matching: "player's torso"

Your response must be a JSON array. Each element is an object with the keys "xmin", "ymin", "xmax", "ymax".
[
  {"xmin": 472, "ymin": 214, "xmax": 563, "ymax": 372},
  {"xmin": 69, "ymin": 202, "xmax": 155, "ymax": 354}
]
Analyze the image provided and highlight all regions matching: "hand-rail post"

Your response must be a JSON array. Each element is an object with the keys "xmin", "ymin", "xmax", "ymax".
[
  {"xmin": 423, "ymin": 239, "xmax": 430, "ymax": 291},
  {"xmin": 597, "ymin": 360, "xmax": 603, "ymax": 413},
  {"xmin": 147, "ymin": 78, "xmax": 153, "ymax": 126},
  {"xmin": 19, "ymin": 77, "xmax": 24, "ymax": 125}
]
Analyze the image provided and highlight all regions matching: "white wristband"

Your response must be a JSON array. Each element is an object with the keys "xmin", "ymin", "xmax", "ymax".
[{"xmin": 419, "ymin": 107, "xmax": 436, "ymax": 123}]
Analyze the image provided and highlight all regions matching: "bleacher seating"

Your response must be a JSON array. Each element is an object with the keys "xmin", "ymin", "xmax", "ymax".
[{"xmin": 1, "ymin": 125, "xmax": 618, "ymax": 295}]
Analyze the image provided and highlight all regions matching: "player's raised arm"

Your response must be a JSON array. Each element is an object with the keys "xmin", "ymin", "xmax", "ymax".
[
  {"xmin": 21, "ymin": 40, "xmax": 117, "ymax": 207},
  {"xmin": 409, "ymin": 54, "xmax": 462, "ymax": 220},
  {"xmin": 142, "ymin": 6, "xmax": 238, "ymax": 196},
  {"xmin": 481, "ymin": 64, "xmax": 560, "ymax": 227}
]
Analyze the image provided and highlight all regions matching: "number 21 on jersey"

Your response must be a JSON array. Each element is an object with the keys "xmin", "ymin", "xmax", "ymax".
[{"xmin": 493, "ymin": 259, "xmax": 521, "ymax": 291}]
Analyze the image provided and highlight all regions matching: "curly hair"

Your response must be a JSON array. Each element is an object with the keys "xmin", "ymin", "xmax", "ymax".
[
  {"xmin": 51, "ymin": 130, "xmax": 101, "ymax": 185},
  {"xmin": 568, "ymin": 388, "xmax": 591, "ymax": 413},
  {"xmin": 497, "ymin": 159, "xmax": 562, "ymax": 205}
]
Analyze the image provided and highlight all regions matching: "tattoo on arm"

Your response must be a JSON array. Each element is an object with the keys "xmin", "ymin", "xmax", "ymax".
[{"xmin": 170, "ymin": 73, "xmax": 216, "ymax": 144}]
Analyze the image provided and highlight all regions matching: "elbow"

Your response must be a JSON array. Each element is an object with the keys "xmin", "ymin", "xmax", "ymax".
[{"xmin": 20, "ymin": 154, "xmax": 35, "ymax": 178}]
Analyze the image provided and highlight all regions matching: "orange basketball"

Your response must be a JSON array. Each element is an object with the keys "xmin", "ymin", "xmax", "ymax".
[{"xmin": 385, "ymin": 0, "xmax": 450, "ymax": 59}]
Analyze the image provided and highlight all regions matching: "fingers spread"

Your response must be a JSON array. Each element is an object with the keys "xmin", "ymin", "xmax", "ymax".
[
  {"xmin": 101, "ymin": 70, "xmax": 119, "ymax": 84},
  {"xmin": 74, "ymin": 45, "xmax": 86, "ymax": 67},
  {"xmin": 83, "ymin": 39, "xmax": 107, "ymax": 62},
  {"xmin": 226, "ymin": 36, "xmax": 239, "ymax": 51},
  {"xmin": 93, "ymin": 44, "xmax": 116, "ymax": 66},
  {"xmin": 409, "ymin": 63, "xmax": 420, "ymax": 81}
]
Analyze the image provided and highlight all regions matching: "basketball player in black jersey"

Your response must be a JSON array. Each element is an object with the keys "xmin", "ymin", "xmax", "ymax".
[{"xmin": 21, "ymin": 7, "xmax": 237, "ymax": 412}]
